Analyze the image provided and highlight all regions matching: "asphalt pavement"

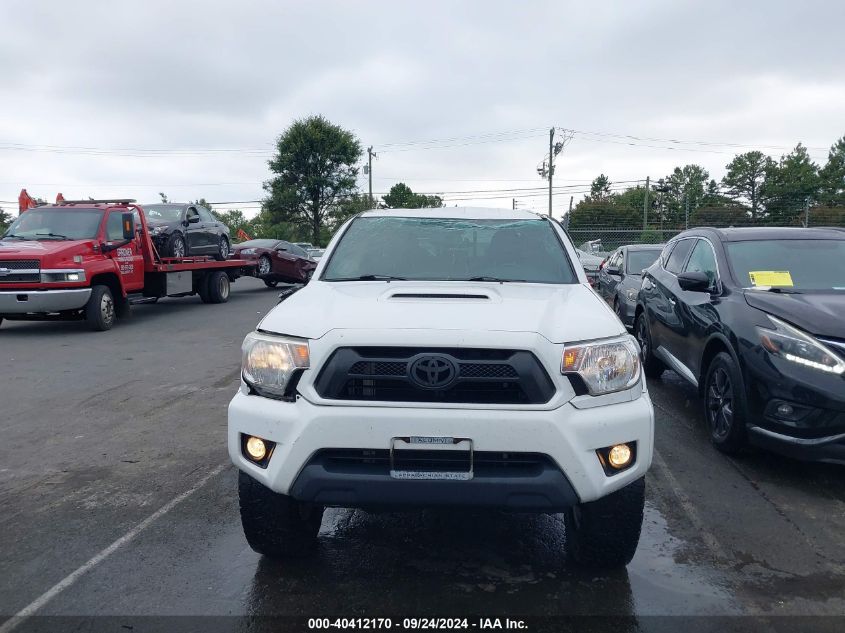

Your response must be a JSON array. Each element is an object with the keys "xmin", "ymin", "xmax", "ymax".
[{"xmin": 1, "ymin": 277, "xmax": 844, "ymax": 631}]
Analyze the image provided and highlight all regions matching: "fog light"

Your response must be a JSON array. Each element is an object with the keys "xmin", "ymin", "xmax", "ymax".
[
  {"xmin": 777, "ymin": 404, "xmax": 794, "ymax": 417},
  {"xmin": 245, "ymin": 436, "xmax": 267, "ymax": 461},
  {"xmin": 608, "ymin": 444, "xmax": 633, "ymax": 469}
]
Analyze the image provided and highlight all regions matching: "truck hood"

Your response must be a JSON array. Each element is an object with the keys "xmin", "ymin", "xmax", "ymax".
[
  {"xmin": 744, "ymin": 290, "xmax": 845, "ymax": 339},
  {"xmin": 259, "ymin": 281, "xmax": 624, "ymax": 344},
  {"xmin": 0, "ymin": 239, "xmax": 93, "ymax": 260}
]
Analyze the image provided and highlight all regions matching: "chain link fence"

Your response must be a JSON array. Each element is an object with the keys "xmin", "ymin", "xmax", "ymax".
[{"xmin": 563, "ymin": 205, "xmax": 845, "ymax": 255}]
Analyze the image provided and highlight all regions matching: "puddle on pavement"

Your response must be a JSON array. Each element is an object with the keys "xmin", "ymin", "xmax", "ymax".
[{"xmin": 243, "ymin": 499, "xmax": 739, "ymax": 616}]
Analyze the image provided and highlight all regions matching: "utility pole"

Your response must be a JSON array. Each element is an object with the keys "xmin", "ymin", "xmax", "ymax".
[
  {"xmin": 803, "ymin": 197, "xmax": 810, "ymax": 227},
  {"xmin": 642, "ymin": 176, "xmax": 650, "ymax": 230},
  {"xmin": 548, "ymin": 127, "xmax": 555, "ymax": 218},
  {"xmin": 685, "ymin": 193, "xmax": 690, "ymax": 230},
  {"xmin": 367, "ymin": 146, "xmax": 375, "ymax": 205},
  {"xmin": 512, "ymin": 198, "xmax": 516, "ymax": 210}
]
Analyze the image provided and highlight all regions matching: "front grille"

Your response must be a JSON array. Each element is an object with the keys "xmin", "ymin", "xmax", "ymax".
[
  {"xmin": 317, "ymin": 449, "xmax": 551, "ymax": 477},
  {"xmin": 315, "ymin": 347, "xmax": 555, "ymax": 405},
  {"xmin": 0, "ymin": 259, "xmax": 40, "ymax": 283}
]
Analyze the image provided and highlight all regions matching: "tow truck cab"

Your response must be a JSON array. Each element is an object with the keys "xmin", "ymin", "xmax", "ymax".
[{"xmin": 0, "ymin": 199, "xmax": 251, "ymax": 331}]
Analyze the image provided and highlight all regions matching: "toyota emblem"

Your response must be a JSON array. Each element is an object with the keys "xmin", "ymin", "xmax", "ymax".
[{"xmin": 408, "ymin": 355, "xmax": 458, "ymax": 389}]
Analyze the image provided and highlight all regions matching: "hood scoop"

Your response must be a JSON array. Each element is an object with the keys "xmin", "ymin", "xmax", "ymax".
[{"xmin": 386, "ymin": 291, "xmax": 493, "ymax": 301}]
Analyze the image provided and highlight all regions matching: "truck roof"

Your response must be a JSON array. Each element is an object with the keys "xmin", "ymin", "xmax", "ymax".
[{"xmin": 359, "ymin": 207, "xmax": 542, "ymax": 220}]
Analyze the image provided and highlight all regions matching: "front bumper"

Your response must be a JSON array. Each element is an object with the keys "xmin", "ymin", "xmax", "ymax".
[
  {"xmin": 748, "ymin": 426, "xmax": 845, "ymax": 464},
  {"xmin": 228, "ymin": 388, "xmax": 654, "ymax": 506},
  {"xmin": 617, "ymin": 297, "xmax": 636, "ymax": 328},
  {"xmin": 0, "ymin": 288, "xmax": 91, "ymax": 314}
]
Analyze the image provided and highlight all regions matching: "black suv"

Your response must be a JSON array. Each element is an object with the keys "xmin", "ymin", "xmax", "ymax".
[
  {"xmin": 143, "ymin": 203, "xmax": 231, "ymax": 260},
  {"xmin": 634, "ymin": 227, "xmax": 845, "ymax": 462}
]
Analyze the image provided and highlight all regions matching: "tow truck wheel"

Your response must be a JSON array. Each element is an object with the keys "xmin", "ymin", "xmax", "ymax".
[
  {"xmin": 85, "ymin": 285, "xmax": 117, "ymax": 331},
  {"xmin": 207, "ymin": 271, "xmax": 230, "ymax": 304},
  {"xmin": 263, "ymin": 279, "xmax": 279, "ymax": 288},
  {"xmin": 238, "ymin": 471, "xmax": 323, "ymax": 559}
]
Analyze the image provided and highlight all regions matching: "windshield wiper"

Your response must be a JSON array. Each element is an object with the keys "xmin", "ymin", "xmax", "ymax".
[
  {"xmin": 466, "ymin": 276, "xmax": 526, "ymax": 283},
  {"xmin": 328, "ymin": 274, "xmax": 407, "ymax": 281},
  {"xmin": 33, "ymin": 232, "xmax": 70, "ymax": 240},
  {"xmin": 762, "ymin": 287, "xmax": 802, "ymax": 294},
  {"xmin": 1, "ymin": 234, "xmax": 28, "ymax": 240}
]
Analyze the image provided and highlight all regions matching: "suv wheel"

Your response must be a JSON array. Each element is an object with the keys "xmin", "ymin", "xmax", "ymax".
[
  {"xmin": 635, "ymin": 313, "xmax": 665, "ymax": 378},
  {"xmin": 238, "ymin": 471, "xmax": 323, "ymax": 559},
  {"xmin": 704, "ymin": 352, "xmax": 748, "ymax": 453},
  {"xmin": 85, "ymin": 285, "xmax": 116, "ymax": 331},
  {"xmin": 215, "ymin": 236, "xmax": 230, "ymax": 261},
  {"xmin": 564, "ymin": 477, "xmax": 645, "ymax": 569}
]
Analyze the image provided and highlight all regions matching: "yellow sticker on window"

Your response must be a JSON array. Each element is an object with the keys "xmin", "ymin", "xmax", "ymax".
[{"xmin": 748, "ymin": 271, "xmax": 794, "ymax": 287}]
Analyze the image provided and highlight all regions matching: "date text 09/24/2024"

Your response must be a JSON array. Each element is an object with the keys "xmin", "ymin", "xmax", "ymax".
[{"xmin": 307, "ymin": 618, "xmax": 527, "ymax": 630}]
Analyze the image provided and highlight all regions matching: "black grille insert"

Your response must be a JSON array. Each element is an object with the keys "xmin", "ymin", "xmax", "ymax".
[
  {"xmin": 0, "ymin": 260, "xmax": 40, "ymax": 283},
  {"xmin": 0, "ymin": 260, "xmax": 39, "ymax": 270},
  {"xmin": 317, "ymin": 449, "xmax": 551, "ymax": 477},
  {"xmin": 315, "ymin": 347, "xmax": 554, "ymax": 404}
]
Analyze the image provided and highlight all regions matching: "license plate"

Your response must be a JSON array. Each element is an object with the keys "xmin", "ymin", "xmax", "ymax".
[{"xmin": 389, "ymin": 436, "xmax": 474, "ymax": 481}]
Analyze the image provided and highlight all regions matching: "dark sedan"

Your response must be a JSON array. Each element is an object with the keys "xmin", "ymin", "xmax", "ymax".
[
  {"xmin": 635, "ymin": 227, "xmax": 845, "ymax": 462},
  {"xmin": 143, "ymin": 203, "xmax": 231, "ymax": 260},
  {"xmin": 231, "ymin": 239, "xmax": 317, "ymax": 287},
  {"xmin": 598, "ymin": 244, "xmax": 663, "ymax": 327}
]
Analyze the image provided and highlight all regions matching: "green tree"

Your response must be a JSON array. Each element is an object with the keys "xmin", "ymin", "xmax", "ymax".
[
  {"xmin": 662, "ymin": 165, "xmax": 710, "ymax": 225},
  {"xmin": 383, "ymin": 182, "xmax": 443, "ymax": 209},
  {"xmin": 722, "ymin": 151, "xmax": 772, "ymax": 218},
  {"xmin": 263, "ymin": 115, "xmax": 363, "ymax": 245},
  {"xmin": 587, "ymin": 174, "xmax": 612, "ymax": 201},
  {"xmin": 0, "ymin": 205, "xmax": 11, "ymax": 233},
  {"xmin": 762, "ymin": 143, "xmax": 821, "ymax": 223},
  {"xmin": 819, "ymin": 135, "xmax": 845, "ymax": 207},
  {"xmin": 214, "ymin": 209, "xmax": 251, "ymax": 240},
  {"xmin": 193, "ymin": 198, "xmax": 213, "ymax": 212}
]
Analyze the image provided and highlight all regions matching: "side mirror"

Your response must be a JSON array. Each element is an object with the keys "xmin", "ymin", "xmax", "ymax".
[
  {"xmin": 122, "ymin": 213, "xmax": 135, "ymax": 240},
  {"xmin": 188, "ymin": 215, "xmax": 200, "ymax": 224},
  {"xmin": 678, "ymin": 271, "xmax": 712, "ymax": 292},
  {"xmin": 276, "ymin": 246, "xmax": 288, "ymax": 252},
  {"xmin": 607, "ymin": 265, "xmax": 622, "ymax": 276}
]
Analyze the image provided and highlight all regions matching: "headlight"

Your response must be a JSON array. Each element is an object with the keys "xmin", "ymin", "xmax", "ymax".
[
  {"xmin": 239, "ymin": 248, "xmax": 256, "ymax": 255},
  {"xmin": 624, "ymin": 288, "xmax": 639, "ymax": 302},
  {"xmin": 562, "ymin": 336, "xmax": 641, "ymax": 395},
  {"xmin": 151, "ymin": 225, "xmax": 167, "ymax": 235},
  {"xmin": 41, "ymin": 270, "xmax": 86, "ymax": 283},
  {"xmin": 757, "ymin": 316, "xmax": 844, "ymax": 375},
  {"xmin": 242, "ymin": 331, "xmax": 310, "ymax": 399}
]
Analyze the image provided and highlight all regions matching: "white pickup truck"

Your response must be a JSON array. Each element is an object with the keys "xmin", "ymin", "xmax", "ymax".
[{"xmin": 228, "ymin": 208, "xmax": 654, "ymax": 568}]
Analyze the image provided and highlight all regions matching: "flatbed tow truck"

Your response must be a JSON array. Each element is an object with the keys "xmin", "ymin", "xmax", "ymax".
[{"xmin": 0, "ymin": 199, "xmax": 257, "ymax": 331}]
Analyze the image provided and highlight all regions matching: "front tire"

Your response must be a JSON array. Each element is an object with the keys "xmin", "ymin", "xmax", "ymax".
[
  {"xmin": 264, "ymin": 279, "xmax": 279, "ymax": 288},
  {"xmin": 85, "ymin": 285, "xmax": 117, "ymax": 331},
  {"xmin": 166, "ymin": 233, "xmax": 187, "ymax": 258},
  {"xmin": 215, "ymin": 236, "xmax": 230, "ymax": 261},
  {"xmin": 238, "ymin": 471, "xmax": 323, "ymax": 559},
  {"xmin": 564, "ymin": 477, "xmax": 645, "ymax": 569},
  {"xmin": 704, "ymin": 352, "xmax": 748, "ymax": 454},
  {"xmin": 635, "ymin": 313, "xmax": 665, "ymax": 378}
]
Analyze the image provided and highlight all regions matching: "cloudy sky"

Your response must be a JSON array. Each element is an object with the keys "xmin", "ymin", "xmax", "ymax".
[{"xmin": 1, "ymin": 0, "xmax": 843, "ymax": 218}]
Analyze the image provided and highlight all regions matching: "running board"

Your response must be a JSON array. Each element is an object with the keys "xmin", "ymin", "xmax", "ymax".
[{"xmin": 129, "ymin": 297, "xmax": 159, "ymax": 305}]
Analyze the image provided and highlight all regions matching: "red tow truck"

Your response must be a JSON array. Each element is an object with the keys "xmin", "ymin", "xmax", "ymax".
[{"xmin": 0, "ymin": 199, "xmax": 256, "ymax": 331}]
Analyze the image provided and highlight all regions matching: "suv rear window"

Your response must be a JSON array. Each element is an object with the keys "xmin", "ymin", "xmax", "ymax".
[{"xmin": 323, "ymin": 216, "xmax": 576, "ymax": 283}]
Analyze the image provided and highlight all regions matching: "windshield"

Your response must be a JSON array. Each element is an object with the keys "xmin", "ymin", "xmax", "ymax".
[
  {"xmin": 143, "ymin": 205, "xmax": 184, "ymax": 222},
  {"xmin": 237, "ymin": 239, "xmax": 279, "ymax": 249},
  {"xmin": 726, "ymin": 239, "xmax": 845, "ymax": 290},
  {"xmin": 2, "ymin": 207, "xmax": 103, "ymax": 240},
  {"xmin": 627, "ymin": 249, "xmax": 661, "ymax": 274},
  {"xmin": 323, "ymin": 216, "xmax": 576, "ymax": 283}
]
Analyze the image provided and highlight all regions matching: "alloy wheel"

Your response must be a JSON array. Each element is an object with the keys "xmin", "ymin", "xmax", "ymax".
[
  {"xmin": 173, "ymin": 237, "xmax": 185, "ymax": 258},
  {"xmin": 258, "ymin": 256, "xmax": 271, "ymax": 276},
  {"xmin": 100, "ymin": 293, "xmax": 115, "ymax": 325},
  {"xmin": 220, "ymin": 238, "xmax": 229, "ymax": 259},
  {"xmin": 707, "ymin": 367, "xmax": 734, "ymax": 440}
]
